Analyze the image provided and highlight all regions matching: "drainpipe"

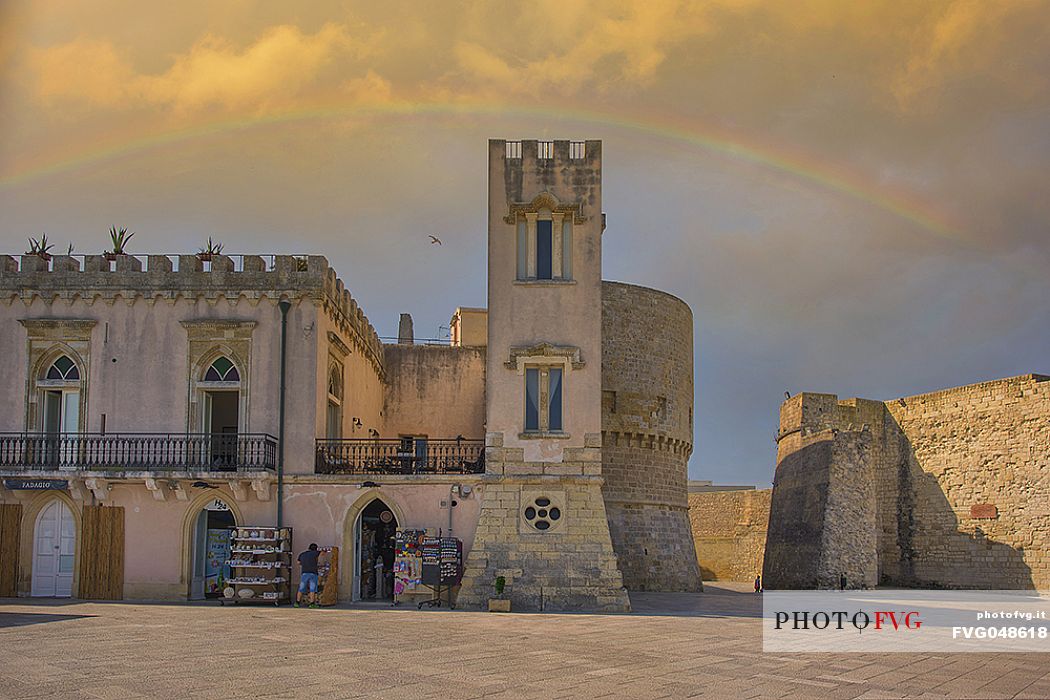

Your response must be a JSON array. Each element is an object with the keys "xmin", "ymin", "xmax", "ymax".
[{"xmin": 277, "ymin": 299, "xmax": 291, "ymax": 528}]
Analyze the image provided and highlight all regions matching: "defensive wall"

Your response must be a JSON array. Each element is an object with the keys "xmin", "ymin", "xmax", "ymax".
[
  {"xmin": 764, "ymin": 374, "xmax": 1050, "ymax": 590},
  {"xmin": 688, "ymin": 488, "xmax": 771, "ymax": 582}
]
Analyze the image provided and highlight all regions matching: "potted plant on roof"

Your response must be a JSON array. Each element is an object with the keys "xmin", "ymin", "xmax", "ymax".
[
  {"xmin": 105, "ymin": 226, "xmax": 134, "ymax": 261},
  {"xmin": 197, "ymin": 237, "xmax": 224, "ymax": 262},
  {"xmin": 488, "ymin": 575, "xmax": 511, "ymax": 612},
  {"xmin": 25, "ymin": 234, "xmax": 54, "ymax": 262}
]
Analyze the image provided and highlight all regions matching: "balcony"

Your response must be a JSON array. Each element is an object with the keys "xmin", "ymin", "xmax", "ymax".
[
  {"xmin": 315, "ymin": 438, "xmax": 485, "ymax": 475},
  {"xmin": 0, "ymin": 433, "xmax": 278, "ymax": 472}
]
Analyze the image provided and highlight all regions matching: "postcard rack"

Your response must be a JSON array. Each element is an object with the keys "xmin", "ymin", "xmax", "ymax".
[{"xmin": 418, "ymin": 536, "xmax": 462, "ymax": 610}]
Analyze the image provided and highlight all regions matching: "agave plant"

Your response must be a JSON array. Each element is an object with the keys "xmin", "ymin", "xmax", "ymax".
[
  {"xmin": 25, "ymin": 234, "xmax": 54, "ymax": 260},
  {"xmin": 197, "ymin": 237, "xmax": 224, "ymax": 260},
  {"xmin": 107, "ymin": 226, "xmax": 134, "ymax": 258}
]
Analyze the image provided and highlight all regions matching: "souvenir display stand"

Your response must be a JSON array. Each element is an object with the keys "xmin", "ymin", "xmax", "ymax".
[
  {"xmin": 418, "ymin": 536, "xmax": 463, "ymax": 609},
  {"xmin": 393, "ymin": 529, "xmax": 428, "ymax": 606},
  {"xmin": 222, "ymin": 526, "xmax": 292, "ymax": 606},
  {"xmin": 317, "ymin": 546, "xmax": 340, "ymax": 606}
]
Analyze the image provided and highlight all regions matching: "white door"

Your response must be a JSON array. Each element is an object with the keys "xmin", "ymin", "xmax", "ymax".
[{"xmin": 32, "ymin": 500, "xmax": 76, "ymax": 597}]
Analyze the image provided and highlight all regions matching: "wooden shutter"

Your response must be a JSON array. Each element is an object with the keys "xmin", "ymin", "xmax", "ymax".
[
  {"xmin": 0, "ymin": 504, "xmax": 21, "ymax": 597},
  {"xmin": 79, "ymin": 505, "xmax": 125, "ymax": 600}
]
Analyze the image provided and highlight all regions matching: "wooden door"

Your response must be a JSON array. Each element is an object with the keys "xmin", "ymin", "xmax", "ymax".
[
  {"xmin": 78, "ymin": 505, "xmax": 125, "ymax": 600},
  {"xmin": 0, "ymin": 504, "xmax": 21, "ymax": 597}
]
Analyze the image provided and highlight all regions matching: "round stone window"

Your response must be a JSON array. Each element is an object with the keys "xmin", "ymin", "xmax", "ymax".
[{"xmin": 522, "ymin": 495, "xmax": 564, "ymax": 532}]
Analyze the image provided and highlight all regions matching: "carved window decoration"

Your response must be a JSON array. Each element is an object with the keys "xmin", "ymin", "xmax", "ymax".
[
  {"xmin": 506, "ymin": 192, "xmax": 583, "ymax": 283},
  {"xmin": 46, "ymin": 356, "xmax": 80, "ymax": 381},
  {"xmin": 521, "ymin": 494, "xmax": 565, "ymax": 533},
  {"xmin": 203, "ymin": 356, "xmax": 240, "ymax": 383}
]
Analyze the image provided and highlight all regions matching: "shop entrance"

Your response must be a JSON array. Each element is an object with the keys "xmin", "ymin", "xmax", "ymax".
[
  {"xmin": 31, "ymin": 499, "xmax": 75, "ymax": 597},
  {"xmin": 190, "ymin": 499, "xmax": 236, "ymax": 600},
  {"xmin": 354, "ymin": 499, "xmax": 398, "ymax": 601}
]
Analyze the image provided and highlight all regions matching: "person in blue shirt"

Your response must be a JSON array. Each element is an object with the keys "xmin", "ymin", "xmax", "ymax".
[{"xmin": 294, "ymin": 543, "xmax": 320, "ymax": 608}]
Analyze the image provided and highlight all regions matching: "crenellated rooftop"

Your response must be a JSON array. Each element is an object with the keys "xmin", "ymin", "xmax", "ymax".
[{"xmin": 0, "ymin": 252, "xmax": 386, "ymax": 372}]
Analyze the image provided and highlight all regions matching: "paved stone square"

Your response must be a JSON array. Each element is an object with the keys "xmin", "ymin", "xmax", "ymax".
[{"xmin": 1, "ymin": 584, "xmax": 1048, "ymax": 700}]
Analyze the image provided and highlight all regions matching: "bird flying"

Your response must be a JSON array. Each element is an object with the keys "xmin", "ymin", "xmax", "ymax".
[{"xmin": 429, "ymin": 235, "xmax": 442, "ymax": 245}]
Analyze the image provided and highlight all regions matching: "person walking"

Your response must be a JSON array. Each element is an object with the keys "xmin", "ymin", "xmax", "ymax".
[
  {"xmin": 295, "ymin": 543, "xmax": 320, "ymax": 608},
  {"xmin": 839, "ymin": 572, "xmax": 847, "ymax": 591},
  {"xmin": 754, "ymin": 574, "xmax": 762, "ymax": 593}
]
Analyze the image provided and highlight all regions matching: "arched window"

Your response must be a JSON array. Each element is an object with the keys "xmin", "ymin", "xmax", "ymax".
[
  {"xmin": 45, "ymin": 355, "xmax": 80, "ymax": 381},
  {"xmin": 328, "ymin": 365, "xmax": 343, "ymax": 401},
  {"xmin": 203, "ymin": 356, "xmax": 240, "ymax": 383},
  {"xmin": 36, "ymin": 352, "xmax": 83, "ymax": 441},
  {"xmin": 326, "ymin": 363, "xmax": 343, "ymax": 439}
]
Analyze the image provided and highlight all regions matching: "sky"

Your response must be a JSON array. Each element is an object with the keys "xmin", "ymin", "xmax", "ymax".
[{"xmin": 1, "ymin": 1, "xmax": 1048, "ymax": 487}]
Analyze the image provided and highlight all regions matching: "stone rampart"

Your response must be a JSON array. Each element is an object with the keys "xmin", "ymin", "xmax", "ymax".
[
  {"xmin": 764, "ymin": 374, "xmax": 1050, "ymax": 589},
  {"xmin": 688, "ymin": 489, "xmax": 770, "ymax": 582}
]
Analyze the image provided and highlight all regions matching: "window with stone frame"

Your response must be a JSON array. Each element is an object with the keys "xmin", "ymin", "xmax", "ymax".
[
  {"xmin": 524, "ymin": 365, "xmax": 564, "ymax": 433},
  {"xmin": 515, "ymin": 212, "xmax": 573, "ymax": 282},
  {"xmin": 37, "ymin": 353, "xmax": 85, "ymax": 437},
  {"xmin": 326, "ymin": 361, "xmax": 344, "ymax": 439}
]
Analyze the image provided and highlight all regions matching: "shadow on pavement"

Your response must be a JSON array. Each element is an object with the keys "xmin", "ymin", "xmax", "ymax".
[{"xmin": 0, "ymin": 611, "xmax": 96, "ymax": 628}]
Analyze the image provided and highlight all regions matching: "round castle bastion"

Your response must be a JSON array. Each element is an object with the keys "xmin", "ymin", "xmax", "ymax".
[{"xmin": 600, "ymin": 281, "xmax": 702, "ymax": 591}]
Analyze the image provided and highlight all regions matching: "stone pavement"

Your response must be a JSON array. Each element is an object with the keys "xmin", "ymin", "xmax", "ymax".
[{"xmin": 1, "ymin": 583, "xmax": 1048, "ymax": 699}]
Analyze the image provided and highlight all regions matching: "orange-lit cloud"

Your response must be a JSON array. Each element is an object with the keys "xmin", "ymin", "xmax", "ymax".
[{"xmin": 28, "ymin": 23, "xmax": 379, "ymax": 114}]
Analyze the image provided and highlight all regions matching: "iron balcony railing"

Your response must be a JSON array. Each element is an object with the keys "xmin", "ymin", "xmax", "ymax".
[
  {"xmin": 315, "ymin": 438, "xmax": 485, "ymax": 475},
  {"xmin": 0, "ymin": 433, "xmax": 278, "ymax": 472}
]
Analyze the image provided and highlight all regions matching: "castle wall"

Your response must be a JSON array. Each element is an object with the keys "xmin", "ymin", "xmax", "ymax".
[
  {"xmin": 763, "ymin": 428, "xmax": 877, "ymax": 588},
  {"xmin": 688, "ymin": 489, "xmax": 770, "ymax": 582},
  {"xmin": 382, "ymin": 345, "xmax": 486, "ymax": 439},
  {"xmin": 600, "ymin": 281, "xmax": 701, "ymax": 591},
  {"xmin": 887, "ymin": 375, "xmax": 1050, "ymax": 588},
  {"xmin": 764, "ymin": 374, "xmax": 1050, "ymax": 590}
]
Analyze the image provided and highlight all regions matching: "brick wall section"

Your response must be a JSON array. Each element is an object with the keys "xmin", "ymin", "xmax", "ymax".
[
  {"xmin": 600, "ymin": 281, "xmax": 702, "ymax": 591},
  {"xmin": 765, "ymin": 374, "xmax": 1050, "ymax": 589},
  {"xmin": 688, "ymin": 489, "xmax": 770, "ymax": 582}
]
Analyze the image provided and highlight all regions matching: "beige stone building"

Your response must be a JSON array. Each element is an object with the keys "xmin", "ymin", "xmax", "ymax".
[{"xmin": 0, "ymin": 139, "xmax": 700, "ymax": 609}]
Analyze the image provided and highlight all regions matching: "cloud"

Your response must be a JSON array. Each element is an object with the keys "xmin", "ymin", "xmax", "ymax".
[
  {"xmin": 449, "ymin": 1, "xmax": 736, "ymax": 95},
  {"xmin": 28, "ymin": 22, "xmax": 378, "ymax": 114},
  {"xmin": 29, "ymin": 38, "xmax": 136, "ymax": 106},
  {"xmin": 891, "ymin": 1, "xmax": 1035, "ymax": 111}
]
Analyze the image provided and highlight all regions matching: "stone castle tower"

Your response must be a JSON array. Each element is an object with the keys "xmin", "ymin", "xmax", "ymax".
[{"xmin": 457, "ymin": 140, "xmax": 630, "ymax": 611}]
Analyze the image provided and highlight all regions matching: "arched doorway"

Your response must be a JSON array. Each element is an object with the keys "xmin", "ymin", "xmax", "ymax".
[
  {"xmin": 190, "ymin": 497, "xmax": 237, "ymax": 600},
  {"xmin": 355, "ymin": 499, "xmax": 399, "ymax": 601},
  {"xmin": 32, "ymin": 499, "xmax": 75, "ymax": 597}
]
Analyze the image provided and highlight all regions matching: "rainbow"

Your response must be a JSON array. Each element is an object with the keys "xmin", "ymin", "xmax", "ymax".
[{"xmin": 0, "ymin": 100, "xmax": 961, "ymax": 241}]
